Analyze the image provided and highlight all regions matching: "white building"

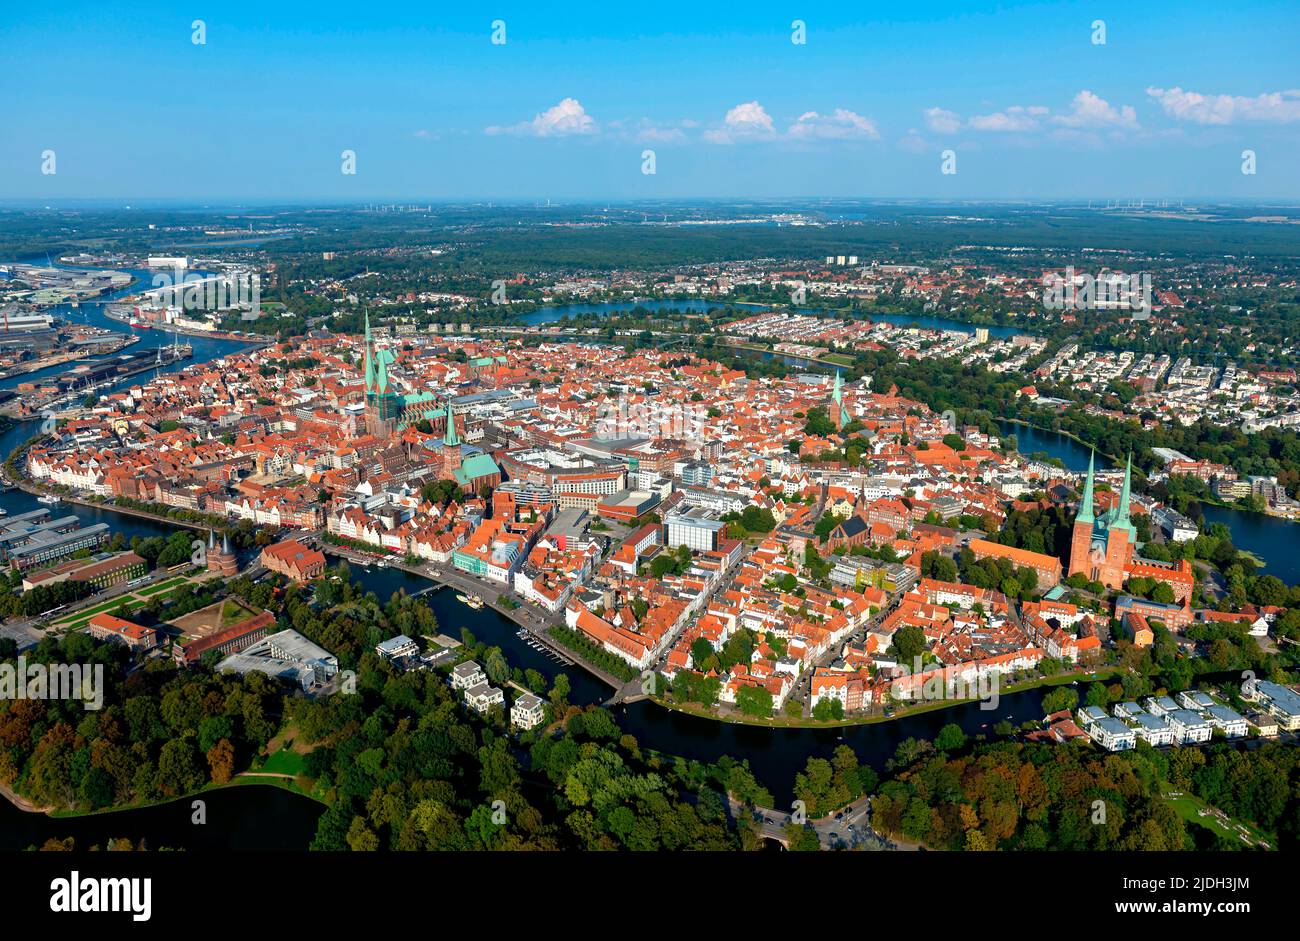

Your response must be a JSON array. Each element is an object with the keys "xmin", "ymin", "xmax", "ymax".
[
  {"xmin": 1144, "ymin": 695, "xmax": 1179, "ymax": 717},
  {"xmin": 1243, "ymin": 680, "xmax": 1300, "ymax": 731},
  {"xmin": 664, "ymin": 513, "xmax": 725, "ymax": 553},
  {"xmin": 451, "ymin": 660, "xmax": 487, "ymax": 691},
  {"xmin": 1089, "ymin": 716, "xmax": 1137, "ymax": 751},
  {"xmin": 1166, "ymin": 709, "xmax": 1213, "ymax": 744},
  {"xmin": 1112, "ymin": 702, "xmax": 1146, "ymax": 720},
  {"xmin": 1206, "ymin": 705, "xmax": 1248, "ymax": 738},
  {"xmin": 464, "ymin": 682, "xmax": 504, "ymax": 713},
  {"xmin": 510, "ymin": 692, "xmax": 546, "ymax": 730},
  {"xmin": 1130, "ymin": 713, "xmax": 1175, "ymax": 746},
  {"xmin": 375, "ymin": 634, "xmax": 419, "ymax": 661},
  {"xmin": 1176, "ymin": 690, "xmax": 1214, "ymax": 711}
]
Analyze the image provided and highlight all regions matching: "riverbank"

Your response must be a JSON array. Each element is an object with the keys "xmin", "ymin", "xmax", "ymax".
[
  {"xmin": 318, "ymin": 544, "xmax": 629, "ymax": 691},
  {"xmin": 39, "ymin": 773, "xmax": 326, "ymax": 820},
  {"xmin": 0, "ymin": 780, "xmax": 51, "ymax": 814},
  {"xmin": 650, "ymin": 665, "xmax": 1121, "ymax": 730}
]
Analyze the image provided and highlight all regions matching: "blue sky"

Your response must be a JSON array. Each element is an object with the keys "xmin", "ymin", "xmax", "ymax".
[{"xmin": 2, "ymin": 0, "xmax": 1298, "ymax": 201}]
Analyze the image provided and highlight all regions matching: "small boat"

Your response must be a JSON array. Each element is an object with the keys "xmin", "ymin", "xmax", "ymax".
[
  {"xmin": 465, "ymin": 595, "xmax": 484, "ymax": 609},
  {"xmin": 0, "ymin": 508, "xmax": 7, "ymax": 516},
  {"xmin": 37, "ymin": 494, "xmax": 60, "ymax": 504},
  {"xmin": 455, "ymin": 593, "xmax": 469, "ymax": 604}
]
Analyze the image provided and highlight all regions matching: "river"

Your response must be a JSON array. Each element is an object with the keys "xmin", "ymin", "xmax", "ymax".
[{"xmin": 0, "ymin": 784, "xmax": 323, "ymax": 851}]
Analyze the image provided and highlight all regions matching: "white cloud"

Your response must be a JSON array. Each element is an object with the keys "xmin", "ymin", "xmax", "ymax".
[
  {"xmin": 637, "ymin": 125, "xmax": 688, "ymax": 144},
  {"xmin": 704, "ymin": 101, "xmax": 777, "ymax": 143},
  {"xmin": 1146, "ymin": 86, "xmax": 1300, "ymax": 125},
  {"xmin": 928, "ymin": 92, "xmax": 1139, "ymax": 135},
  {"xmin": 486, "ymin": 97, "xmax": 598, "ymax": 137},
  {"xmin": 967, "ymin": 105, "xmax": 1047, "ymax": 132},
  {"xmin": 1052, "ymin": 90, "xmax": 1137, "ymax": 129},
  {"xmin": 788, "ymin": 108, "xmax": 880, "ymax": 140},
  {"xmin": 897, "ymin": 130, "xmax": 930, "ymax": 153},
  {"xmin": 924, "ymin": 107, "xmax": 962, "ymax": 134}
]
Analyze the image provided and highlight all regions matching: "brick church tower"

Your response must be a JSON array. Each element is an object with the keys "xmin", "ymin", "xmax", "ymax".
[
  {"xmin": 362, "ymin": 312, "xmax": 399, "ymax": 440},
  {"xmin": 440, "ymin": 398, "xmax": 464, "ymax": 480},
  {"xmin": 1068, "ymin": 449, "xmax": 1135, "ymax": 590}
]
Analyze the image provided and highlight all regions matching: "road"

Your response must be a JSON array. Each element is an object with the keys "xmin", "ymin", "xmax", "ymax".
[{"xmin": 729, "ymin": 794, "xmax": 895, "ymax": 850}]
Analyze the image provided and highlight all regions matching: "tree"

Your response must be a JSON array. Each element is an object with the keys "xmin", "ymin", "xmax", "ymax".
[
  {"xmin": 934, "ymin": 723, "xmax": 966, "ymax": 752},
  {"xmin": 734, "ymin": 685, "xmax": 773, "ymax": 719},
  {"xmin": 812, "ymin": 698, "xmax": 844, "ymax": 721},
  {"xmin": 890, "ymin": 625, "xmax": 926, "ymax": 664},
  {"xmin": 346, "ymin": 816, "xmax": 381, "ymax": 851},
  {"xmin": 1041, "ymin": 686, "xmax": 1079, "ymax": 714},
  {"xmin": 206, "ymin": 738, "xmax": 236, "ymax": 784},
  {"xmin": 156, "ymin": 733, "xmax": 204, "ymax": 797},
  {"xmin": 784, "ymin": 822, "xmax": 821, "ymax": 851}
]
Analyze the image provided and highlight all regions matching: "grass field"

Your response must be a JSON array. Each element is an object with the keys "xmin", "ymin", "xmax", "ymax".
[
  {"xmin": 257, "ymin": 749, "xmax": 307, "ymax": 776},
  {"xmin": 53, "ymin": 583, "xmax": 195, "ymax": 631},
  {"xmin": 1162, "ymin": 786, "xmax": 1274, "ymax": 849},
  {"xmin": 221, "ymin": 598, "xmax": 257, "ymax": 625}
]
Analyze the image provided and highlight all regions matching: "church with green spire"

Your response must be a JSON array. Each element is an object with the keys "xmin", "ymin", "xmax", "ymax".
[
  {"xmin": 362, "ymin": 311, "xmax": 403, "ymax": 439},
  {"xmin": 830, "ymin": 371, "xmax": 851, "ymax": 431},
  {"xmin": 1068, "ymin": 449, "xmax": 1136, "ymax": 589},
  {"xmin": 360, "ymin": 311, "xmax": 460, "ymax": 441},
  {"xmin": 356, "ymin": 314, "xmax": 502, "ymax": 490}
]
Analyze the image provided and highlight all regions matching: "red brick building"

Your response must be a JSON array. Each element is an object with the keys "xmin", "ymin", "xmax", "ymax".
[{"xmin": 261, "ymin": 539, "xmax": 326, "ymax": 582}]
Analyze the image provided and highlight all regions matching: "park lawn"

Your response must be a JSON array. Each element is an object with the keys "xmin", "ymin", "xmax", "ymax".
[
  {"xmin": 257, "ymin": 749, "xmax": 307, "ymax": 776},
  {"xmin": 220, "ymin": 598, "xmax": 258, "ymax": 625},
  {"xmin": 1162, "ymin": 785, "xmax": 1274, "ymax": 849}
]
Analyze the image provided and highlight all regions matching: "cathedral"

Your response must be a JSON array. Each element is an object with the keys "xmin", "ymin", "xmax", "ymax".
[
  {"xmin": 359, "ymin": 312, "xmax": 455, "ymax": 440},
  {"xmin": 356, "ymin": 313, "xmax": 501, "ymax": 492},
  {"xmin": 1068, "ymin": 449, "xmax": 1136, "ymax": 589},
  {"xmin": 830, "ymin": 371, "xmax": 851, "ymax": 431},
  {"xmin": 362, "ymin": 312, "xmax": 402, "ymax": 439}
]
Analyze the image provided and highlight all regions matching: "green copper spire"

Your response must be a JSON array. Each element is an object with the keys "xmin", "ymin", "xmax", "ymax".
[
  {"xmin": 1077, "ymin": 448, "xmax": 1096, "ymax": 525},
  {"xmin": 363, "ymin": 311, "xmax": 376, "ymax": 393},
  {"xmin": 1115, "ymin": 452, "xmax": 1134, "ymax": 532},
  {"xmin": 831, "ymin": 371, "xmax": 848, "ymax": 429},
  {"xmin": 442, "ymin": 398, "xmax": 460, "ymax": 447}
]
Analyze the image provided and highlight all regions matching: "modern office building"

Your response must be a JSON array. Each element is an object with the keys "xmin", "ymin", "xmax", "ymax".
[
  {"xmin": 218, "ymin": 629, "xmax": 338, "ymax": 691},
  {"xmin": 664, "ymin": 512, "xmax": 725, "ymax": 553}
]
